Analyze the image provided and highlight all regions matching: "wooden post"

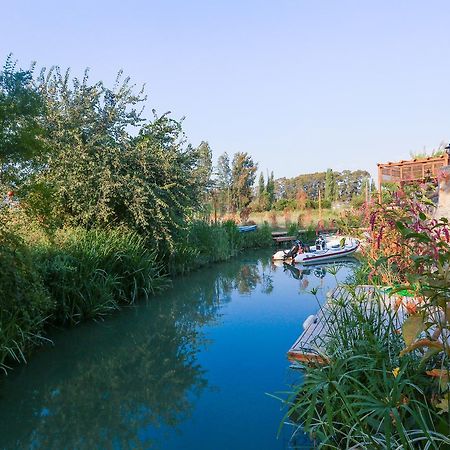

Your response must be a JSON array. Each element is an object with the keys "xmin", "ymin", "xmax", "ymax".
[
  {"xmin": 377, "ymin": 164, "xmax": 382, "ymax": 204},
  {"xmin": 318, "ymin": 189, "xmax": 322, "ymax": 221}
]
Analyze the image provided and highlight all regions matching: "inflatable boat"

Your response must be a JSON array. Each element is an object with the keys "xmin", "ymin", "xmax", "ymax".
[{"xmin": 272, "ymin": 236, "xmax": 359, "ymax": 265}]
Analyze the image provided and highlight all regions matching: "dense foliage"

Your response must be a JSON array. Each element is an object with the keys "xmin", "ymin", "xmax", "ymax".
[
  {"xmin": 0, "ymin": 57, "xmax": 274, "ymax": 372},
  {"xmin": 276, "ymin": 169, "xmax": 372, "ymax": 203},
  {"xmin": 287, "ymin": 288, "xmax": 449, "ymax": 449},
  {"xmin": 0, "ymin": 56, "xmax": 45, "ymax": 186},
  {"xmin": 0, "ymin": 211, "xmax": 51, "ymax": 373},
  {"xmin": 286, "ymin": 183, "xmax": 450, "ymax": 448}
]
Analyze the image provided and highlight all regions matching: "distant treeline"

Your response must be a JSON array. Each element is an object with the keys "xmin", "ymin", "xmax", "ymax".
[
  {"xmin": 209, "ymin": 159, "xmax": 373, "ymax": 215},
  {"xmin": 271, "ymin": 169, "xmax": 373, "ymax": 210}
]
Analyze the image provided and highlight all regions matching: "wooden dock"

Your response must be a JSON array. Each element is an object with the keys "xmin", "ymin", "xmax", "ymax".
[
  {"xmin": 287, "ymin": 285, "xmax": 413, "ymax": 365},
  {"xmin": 271, "ymin": 231, "xmax": 288, "ymax": 237},
  {"xmin": 273, "ymin": 235, "xmax": 297, "ymax": 244},
  {"xmin": 272, "ymin": 228, "xmax": 341, "ymax": 245}
]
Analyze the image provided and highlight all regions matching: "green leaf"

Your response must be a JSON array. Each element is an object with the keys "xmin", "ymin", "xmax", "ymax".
[
  {"xmin": 436, "ymin": 393, "xmax": 449, "ymax": 414},
  {"xmin": 402, "ymin": 313, "xmax": 426, "ymax": 346},
  {"xmin": 404, "ymin": 232, "xmax": 432, "ymax": 243},
  {"xmin": 419, "ymin": 347, "xmax": 441, "ymax": 367},
  {"xmin": 375, "ymin": 256, "xmax": 389, "ymax": 268}
]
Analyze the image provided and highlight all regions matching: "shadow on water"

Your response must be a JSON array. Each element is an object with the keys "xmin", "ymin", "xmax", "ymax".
[{"xmin": 0, "ymin": 251, "xmax": 357, "ymax": 450}]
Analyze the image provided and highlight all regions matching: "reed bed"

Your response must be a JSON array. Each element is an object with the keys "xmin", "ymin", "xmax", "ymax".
[
  {"xmin": 0, "ymin": 213, "xmax": 274, "ymax": 373},
  {"xmin": 285, "ymin": 290, "xmax": 450, "ymax": 449}
]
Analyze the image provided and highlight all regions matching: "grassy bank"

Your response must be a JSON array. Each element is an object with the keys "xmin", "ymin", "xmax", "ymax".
[
  {"xmin": 284, "ymin": 187, "xmax": 450, "ymax": 448},
  {"xmin": 0, "ymin": 211, "xmax": 274, "ymax": 373},
  {"xmin": 168, "ymin": 220, "xmax": 273, "ymax": 274},
  {"xmin": 248, "ymin": 208, "xmax": 340, "ymax": 230},
  {"xmin": 286, "ymin": 283, "xmax": 450, "ymax": 449}
]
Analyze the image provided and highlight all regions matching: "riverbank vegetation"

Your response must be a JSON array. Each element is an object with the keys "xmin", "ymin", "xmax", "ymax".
[
  {"xmin": 286, "ymin": 184, "xmax": 450, "ymax": 448},
  {"xmin": 0, "ymin": 56, "xmax": 275, "ymax": 373}
]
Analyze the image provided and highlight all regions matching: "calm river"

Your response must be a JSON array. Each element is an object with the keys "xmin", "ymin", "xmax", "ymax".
[{"xmin": 0, "ymin": 250, "xmax": 356, "ymax": 450}]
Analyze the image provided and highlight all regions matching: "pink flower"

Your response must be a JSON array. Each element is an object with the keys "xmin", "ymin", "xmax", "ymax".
[{"xmin": 376, "ymin": 226, "xmax": 384, "ymax": 249}]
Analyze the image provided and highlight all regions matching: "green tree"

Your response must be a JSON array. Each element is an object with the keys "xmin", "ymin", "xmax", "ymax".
[
  {"xmin": 28, "ymin": 67, "xmax": 202, "ymax": 251},
  {"xmin": 194, "ymin": 141, "xmax": 213, "ymax": 197},
  {"xmin": 275, "ymin": 169, "xmax": 371, "ymax": 204},
  {"xmin": 0, "ymin": 55, "xmax": 45, "ymax": 187},
  {"xmin": 231, "ymin": 152, "xmax": 257, "ymax": 211},
  {"xmin": 216, "ymin": 152, "xmax": 232, "ymax": 213},
  {"xmin": 258, "ymin": 172, "xmax": 265, "ymax": 197},
  {"xmin": 256, "ymin": 172, "xmax": 269, "ymax": 211},
  {"xmin": 266, "ymin": 171, "xmax": 275, "ymax": 209},
  {"xmin": 324, "ymin": 168, "xmax": 336, "ymax": 202}
]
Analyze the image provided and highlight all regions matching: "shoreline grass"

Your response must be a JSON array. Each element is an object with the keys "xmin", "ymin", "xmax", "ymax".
[{"xmin": 0, "ymin": 213, "xmax": 274, "ymax": 374}]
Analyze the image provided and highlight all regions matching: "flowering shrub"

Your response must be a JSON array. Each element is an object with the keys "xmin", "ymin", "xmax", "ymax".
[{"xmin": 363, "ymin": 184, "xmax": 449, "ymax": 418}]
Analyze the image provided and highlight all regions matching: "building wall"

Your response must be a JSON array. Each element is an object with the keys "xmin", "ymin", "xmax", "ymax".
[{"xmin": 434, "ymin": 166, "xmax": 450, "ymax": 220}]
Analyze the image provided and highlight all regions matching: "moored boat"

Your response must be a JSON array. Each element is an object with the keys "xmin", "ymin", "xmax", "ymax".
[
  {"xmin": 293, "ymin": 239, "xmax": 359, "ymax": 264},
  {"xmin": 238, "ymin": 225, "xmax": 257, "ymax": 233},
  {"xmin": 272, "ymin": 236, "xmax": 359, "ymax": 264}
]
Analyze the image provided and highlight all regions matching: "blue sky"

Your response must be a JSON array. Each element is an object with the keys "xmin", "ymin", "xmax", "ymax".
[{"xmin": 2, "ymin": 0, "xmax": 450, "ymax": 180}]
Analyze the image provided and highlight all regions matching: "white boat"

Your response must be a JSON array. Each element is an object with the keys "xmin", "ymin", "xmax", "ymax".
[
  {"xmin": 293, "ymin": 238, "xmax": 359, "ymax": 265},
  {"xmin": 272, "ymin": 236, "xmax": 359, "ymax": 265}
]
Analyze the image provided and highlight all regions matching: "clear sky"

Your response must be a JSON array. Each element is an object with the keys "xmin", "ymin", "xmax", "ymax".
[{"xmin": 2, "ymin": 0, "xmax": 450, "ymax": 180}]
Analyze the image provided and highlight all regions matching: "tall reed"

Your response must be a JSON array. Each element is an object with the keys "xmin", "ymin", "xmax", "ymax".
[
  {"xmin": 34, "ymin": 227, "xmax": 168, "ymax": 324},
  {"xmin": 0, "ymin": 218, "xmax": 52, "ymax": 372},
  {"xmin": 285, "ymin": 289, "xmax": 450, "ymax": 449}
]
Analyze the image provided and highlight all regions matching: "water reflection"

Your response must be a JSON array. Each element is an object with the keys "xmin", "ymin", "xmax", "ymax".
[
  {"xmin": 0, "ymin": 255, "xmax": 277, "ymax": 450},
  {"xmin": 0, "ymin": 252, "xmax": 357, "ymax": 450},
  {"xmin": 0, "ymin": 290, "xmax": 214, "ymax": 448},
  {"xmin": 273, "ymin": 257, "xmax": 360, "ymax": 294}
]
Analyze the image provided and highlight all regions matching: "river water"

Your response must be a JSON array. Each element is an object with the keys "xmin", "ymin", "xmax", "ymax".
[{"xmin": 0, "ymin": 250, "xmax": 356, "ymax": 450}]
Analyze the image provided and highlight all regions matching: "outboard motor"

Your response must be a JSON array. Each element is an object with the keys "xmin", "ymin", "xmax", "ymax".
[
  {"xmin": 284, "ymin": 240, "xmax": 301, "ymax": 259},
  {"xmin": 315, "ymin": 236, "xmax": 327, "ymax": 251},
  {"xmin": 283, "ymin": 262, "xmax": 301, "ymax": 279}
]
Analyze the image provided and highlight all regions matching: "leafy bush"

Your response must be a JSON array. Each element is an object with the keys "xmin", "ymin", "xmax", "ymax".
[
  {"xmin": 239, "ymin": 222, "xmax": 273, "ymax": 249},
  {"xmin": 306, "ymin": 199, "xmax": 332, "ymax": 209},
  {"xmin": 287, "ymin": 222, "xmax": 299, "ymax": 237},
  {"xmin": 299, "ymin": 225, "xmax": 316, "ymax": 244},
  {"xmin": 0, "ymin": 214, "xmax": 52, "ymax": 372},
  {"xmin": 34, "ymin": 227, "xmax": 167, "ymax": 324},
  {"xmin": 273, "ymin": 198, "xmax": 297, "ymax": 211},
  {"xmin": 285, "ymin": 290, "xmax": 450, "ymax": 449},
  {"xmin": 351, "ymin": 194, "xmax": 366, "ymax": 208}
]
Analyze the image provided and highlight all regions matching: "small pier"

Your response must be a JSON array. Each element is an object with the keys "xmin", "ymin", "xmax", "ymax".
[
  {"xmin": 272, "ymin": 228, "xmax": 340, "ymax": 246},
  {"xmin": 271, "ymin": 231, "xmax": 296, "ymax": 245},
  {"xmin": 287, "ymin": 285, "xmax": 414, "ymax": 365},
  {"xmin": 273, "ymin": 235, "xmax": 297, "ymax": 245}
]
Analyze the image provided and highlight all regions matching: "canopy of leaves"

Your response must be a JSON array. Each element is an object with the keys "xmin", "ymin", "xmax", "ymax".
[
  {"xmin": 1, "ymin": 59, "xmax": 209, "ymax": 253},
  {"xmin": 0, "ymin": 55, "xmax": 44, "ymax": 186},
  {"xmin": 276, "ymin": 169, "xmax": 371, "ymax": 203},
  {"xmin": 231, "ymin": 152, "xmax": 257, "ymax": 211}
]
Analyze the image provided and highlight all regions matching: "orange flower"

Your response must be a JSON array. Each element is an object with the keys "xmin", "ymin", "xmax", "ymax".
[{"xmin": 405, "ymin": 301, "xmax": 418, "ymax": 315}]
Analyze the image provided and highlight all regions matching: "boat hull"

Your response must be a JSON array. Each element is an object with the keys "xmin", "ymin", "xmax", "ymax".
[
  {"xmin": 294, "ymin": 241, "xmax": 359, "ymax": 265},
  {"xmin": 238, "ymin": 225, "xmax": 257, "ymax": 233}
]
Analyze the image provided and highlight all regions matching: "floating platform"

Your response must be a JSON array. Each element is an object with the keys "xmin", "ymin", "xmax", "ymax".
[
  {"xmin": 287, "ymin": 285, "xmax": 415, "ymax": 365},
  {"xmin": 273, "ymin": 235, "xmax": 297, "ymax": 244},
  {"xmin": 271, "ymin": 231, "xmax": 288, "ymax": 237}
]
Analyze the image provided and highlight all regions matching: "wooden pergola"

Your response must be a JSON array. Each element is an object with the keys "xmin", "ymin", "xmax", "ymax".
[{"xmin": 377, "ymin": 154, "xmax": 449, "ymax": 199}]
